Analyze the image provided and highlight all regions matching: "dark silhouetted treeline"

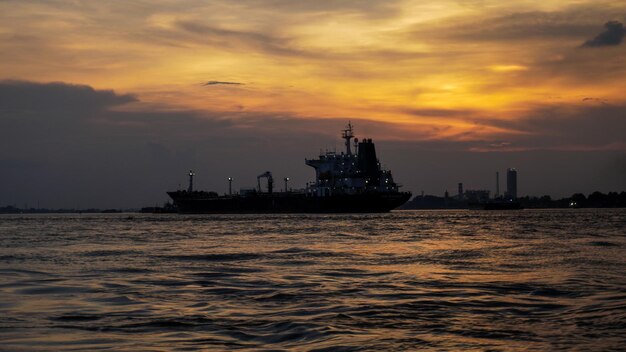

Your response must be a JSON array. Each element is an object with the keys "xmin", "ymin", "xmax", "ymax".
[
  {"xmin": 519, "ymin": 191, "xmax": 626, "ymax": 208},
  {"xmin": 401, "ymin": 191, "xmax": 626, "ymax": 210}
]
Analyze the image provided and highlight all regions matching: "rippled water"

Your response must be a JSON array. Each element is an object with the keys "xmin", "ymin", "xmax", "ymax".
[{"xmin": 1, "ymin": 209, "xmax": 625, "ymax": 351}]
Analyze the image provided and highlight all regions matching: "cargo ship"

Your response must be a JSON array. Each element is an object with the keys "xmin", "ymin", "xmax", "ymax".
[{"xmin": 167, "ymin": 123, "xmax": 411, "ymax": 213}]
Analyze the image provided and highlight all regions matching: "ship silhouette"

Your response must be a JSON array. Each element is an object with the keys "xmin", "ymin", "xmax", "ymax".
[{"xmin": 167, "ymin": 123, "xmax": 411, "ymax": 213}]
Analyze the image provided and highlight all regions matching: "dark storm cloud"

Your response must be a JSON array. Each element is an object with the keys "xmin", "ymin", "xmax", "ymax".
[
  {"xmin": 0, "ymin": 80, "xmax": 136, "ymax": 113},
  {"xmin": 582, "ymin": 21, "xmax": 625, "ymax": 47},
  {"xmin": 202, "ymin": 81, "xmax": 244, "ymax": 86}
]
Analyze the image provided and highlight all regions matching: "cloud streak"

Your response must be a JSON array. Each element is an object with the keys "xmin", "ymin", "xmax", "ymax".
[{"xmin": 202, "ymin": 81, "xmax": 244, "ymax": 86}]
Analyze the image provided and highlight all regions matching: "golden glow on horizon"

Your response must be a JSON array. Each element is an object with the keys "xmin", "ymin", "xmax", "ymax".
[
  {"xmin": 1, "ymin": 0, "xmax": 625, "ymax": 145},
  {"xmin": 489, "ymin": 65, "xmax": 529, "ymax": 72}
]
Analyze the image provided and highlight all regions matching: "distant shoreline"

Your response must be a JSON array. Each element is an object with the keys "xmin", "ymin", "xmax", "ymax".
[
  {"xmin": 400, "ymin": 191, "xmax": 626, "ymax": 210},
  {"xmin": 2, "ymin": 191, "xmax": 625, "ymax": 214}
]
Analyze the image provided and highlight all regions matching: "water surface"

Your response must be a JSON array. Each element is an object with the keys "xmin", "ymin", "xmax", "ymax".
[{"xmin": 1, "ymin": 209, "xmax": 625, "ymax": 350}]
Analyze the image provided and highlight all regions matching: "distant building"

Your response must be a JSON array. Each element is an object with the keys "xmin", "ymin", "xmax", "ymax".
[
  {"xmin": 458, "ymin": 183, "xmax": 464, "ymax": 199},
  {"xmin": 506, "ymin": 168, "xmax": 518, "ymax": 200},
  {"xmin": 465, "ymin": 190, "xmax": 490, "ymax": 203},
  {"xmin": 495, "ymin": 171, "xmax": 500, "ymax": 198}
]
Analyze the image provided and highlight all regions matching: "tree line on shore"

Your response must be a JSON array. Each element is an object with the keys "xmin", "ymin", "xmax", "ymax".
[
  {"xmin": 520, "ymin": 191, "xmax": 626, "ymax": 208},
  {"xmin": 402, "ymin": 191, "xmax": 626, "ymax": 209}
]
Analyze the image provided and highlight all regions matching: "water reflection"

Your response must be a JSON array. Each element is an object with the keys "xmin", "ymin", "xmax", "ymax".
[{"xmin": 0, "ymin": 209, "xmax": 625, "ymax": 350}]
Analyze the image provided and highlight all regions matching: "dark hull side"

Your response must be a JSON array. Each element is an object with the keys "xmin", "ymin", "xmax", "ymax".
[{"xmin": 168, "ymin": 191, "xmax": 411, "ymax": 214}]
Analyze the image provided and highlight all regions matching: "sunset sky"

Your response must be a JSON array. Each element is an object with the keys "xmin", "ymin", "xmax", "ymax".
[{"xmin": 1, "ymin": 0, "xmax": 625, "ymax": 208}]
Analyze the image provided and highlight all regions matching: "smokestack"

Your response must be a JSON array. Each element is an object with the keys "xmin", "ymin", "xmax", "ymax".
[
  {"xmin": 496, "ymin": 171, "xmax": 500, "ymax": 198},
  {"xmin": 506, "ymin": 168, "xmax": 518, "ymax": 200}
]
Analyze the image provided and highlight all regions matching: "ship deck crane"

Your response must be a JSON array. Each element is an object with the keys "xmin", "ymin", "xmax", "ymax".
[{"xmin": 257, "ymin": 171, "xmax": 274, "ymax": 193}]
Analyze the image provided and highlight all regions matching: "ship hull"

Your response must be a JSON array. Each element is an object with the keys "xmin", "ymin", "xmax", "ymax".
[{"xmin": 168, "ymin": 191, "xmax": 411, "ymax": 214}]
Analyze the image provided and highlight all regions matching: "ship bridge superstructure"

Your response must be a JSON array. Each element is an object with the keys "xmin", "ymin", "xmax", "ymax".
[{"xmin": 305, "ymin": 123, "xmax": 400, "ymax": 196}]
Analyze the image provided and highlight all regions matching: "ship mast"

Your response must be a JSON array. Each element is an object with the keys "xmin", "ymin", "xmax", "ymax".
[
  {"xmin": 342, "ymin": 121, "xmax": 355, "ymax": 154},
  {"xmin": 188, "ymin": 170, "xmax": 195, "ymax": 192}
]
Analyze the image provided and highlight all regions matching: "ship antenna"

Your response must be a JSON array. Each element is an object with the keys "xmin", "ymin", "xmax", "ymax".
[{"xmin": 341, "ymin": 121, "xmax": 355, "ymax": 154}]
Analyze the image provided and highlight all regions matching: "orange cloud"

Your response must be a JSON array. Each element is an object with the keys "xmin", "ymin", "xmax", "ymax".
[{"xmin": 1, "ymin": 0, "xmax": 626, "ymax": 147}]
